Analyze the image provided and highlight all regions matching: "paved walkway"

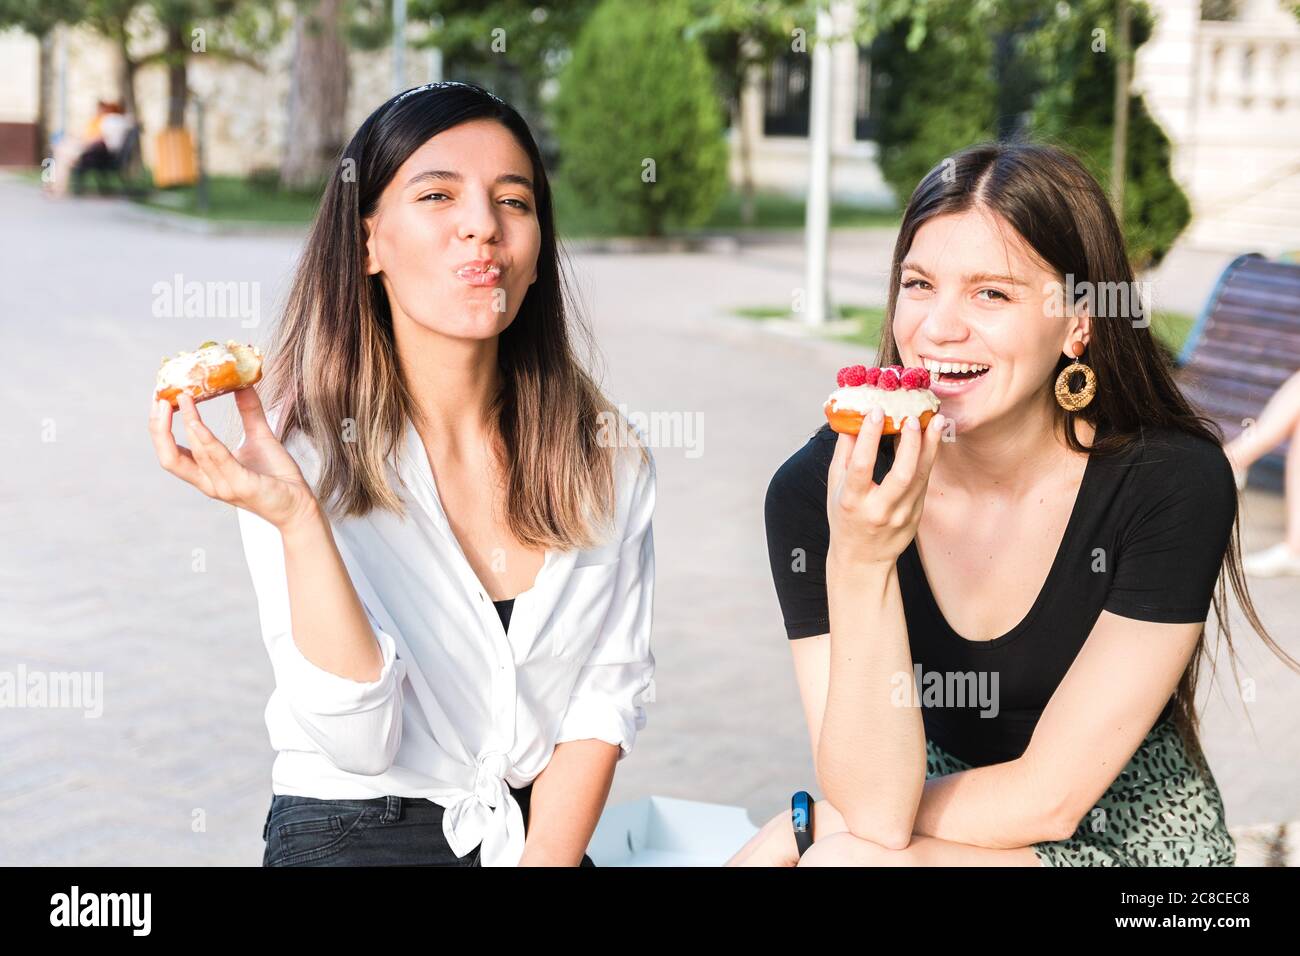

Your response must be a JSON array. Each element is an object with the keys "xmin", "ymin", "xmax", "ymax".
[{"xmin": 0, "ymin": 177, "xmax": 1294, "ymax": 865}]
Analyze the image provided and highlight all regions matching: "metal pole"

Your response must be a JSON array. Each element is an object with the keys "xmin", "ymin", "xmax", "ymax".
[
  {"xmin": 393, "ymin": 0, "xmax": 407, "ymax": 94},
  {"xmin": 57, "ymin": 27, "xmax": 68, "ymax": 139},
  {"xmin": 195, "ymin": 95, "xmax": 208, "ymax": 214},
  {"xmin": 803, "ymin": 5, "xmax": 834, "ymax": 327}
]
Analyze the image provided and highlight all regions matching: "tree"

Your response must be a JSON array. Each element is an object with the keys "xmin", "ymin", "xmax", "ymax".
[
  {"xmin": 1026, "ymin": 0, "xmax": 1191, "ymax": 268},
  {"xmin": 82, "ymin": 0, "xmax": 148, "ymax": 120},
  {"xmin": 136, "ymin": 0, "xmax": 276, "ymax": 129},
  {"xmin": 849, "ymin": 0, "xmax": 1189, "ymax": 268},
  {"xmin": 552, "ymin": 0, "xmax": 728, "ymax": 236},
  {"xmin": 0, "ymin": 0, "xmax": 83, "ymax": 161},
  {"xmin": 686, "ymin": 0, "xmax": 820, "ymax": 226},
  {"xmin": 280, "ymin": 0, "xmax": 349, "ymax": 190}
]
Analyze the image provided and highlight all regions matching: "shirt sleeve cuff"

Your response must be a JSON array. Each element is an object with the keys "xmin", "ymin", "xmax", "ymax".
[
  {"xmin": 554, "ymin": 693, "xmax": 647, "ymax": 761},
  {"xmin": 278, "ymin": 628, "xmax": 404, "ymax": 717}
]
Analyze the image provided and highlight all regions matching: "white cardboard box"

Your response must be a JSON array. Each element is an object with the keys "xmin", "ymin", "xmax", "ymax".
[{"xmin": 588, "ymin": 796, "xmax": 760, "ymax": 867}]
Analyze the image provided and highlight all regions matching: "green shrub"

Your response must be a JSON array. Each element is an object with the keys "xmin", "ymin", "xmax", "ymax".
[
  {"xmin": 870, "ymin": 6, "xmax": 999, "ymax": 207},
  {"xmin": 552, "ymin": 0, "xmax": 728, "ymax": 236}
]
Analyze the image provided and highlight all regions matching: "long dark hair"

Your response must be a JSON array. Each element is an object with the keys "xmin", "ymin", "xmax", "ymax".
[
  {"xmin": 877, "ymin": 141, "xmax": 1298, "ymax": 770},
  {"xmin": 258, "ymin": 81, "xmax": 643, "ymax": 550}
]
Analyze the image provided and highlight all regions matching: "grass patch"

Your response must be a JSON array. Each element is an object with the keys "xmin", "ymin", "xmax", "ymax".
[
  {"xmin": 551, "ymin": 173, "xmax": 898, "ymax": 239},
  {"xmin": 733, "ymin": 303, "xmax": 887, "ymax": 349},
  {"xmin": 136, "ymin": 174, "xmax": 322, "ymax": 223}
]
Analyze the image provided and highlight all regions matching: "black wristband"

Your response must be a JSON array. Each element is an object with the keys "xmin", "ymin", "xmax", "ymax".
[{"xmin": 791, "ymin": 790, "xmax": 814, "ymax": 859}]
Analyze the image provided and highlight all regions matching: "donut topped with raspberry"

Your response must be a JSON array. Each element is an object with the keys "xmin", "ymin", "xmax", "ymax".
[
  {"xmin": 835, "ymin": 364, "xmax": 931, "ymax": 390},
  {"xmin": 825, "ymin": 363, "xmax": 940, "ymax": 436}
]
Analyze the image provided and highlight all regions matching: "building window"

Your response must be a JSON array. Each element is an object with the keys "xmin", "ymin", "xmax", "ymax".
[{"xmin": 763, "ymin": 51, "xmax": 810, "ymax": 137}]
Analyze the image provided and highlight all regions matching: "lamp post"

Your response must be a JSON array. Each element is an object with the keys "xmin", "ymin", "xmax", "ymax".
[
  {"xmin": 803, "ymin": 4, "xmax": 834, "ymax": 327},
  {"xmin": 393, "ymin": 0, "xmax": 407, "ymax": 93}
]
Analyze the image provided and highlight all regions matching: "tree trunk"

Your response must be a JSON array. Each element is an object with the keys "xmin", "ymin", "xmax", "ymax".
[
  {"xmin": 280, "ymin": 0, "xmax": 349, "ymax": 191},
  {"xmin": 37, "ymin": 30, "xmax": 54, "ymax": 162},
  {"xmin": 737, "ymin": 96, "xmax": 755, "ymax": 227},
  {"xmin": 166, "ymin": 22, "xmax": 187, "ymax": 128},
  {"xmin": 117, "ymin": 35, "xmax": 138, "ymax": 119}
]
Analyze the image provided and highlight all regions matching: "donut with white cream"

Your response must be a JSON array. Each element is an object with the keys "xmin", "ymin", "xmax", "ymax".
[{"xmin": 824, "ymin": 364, "xmax": 940, "ymax": 435}]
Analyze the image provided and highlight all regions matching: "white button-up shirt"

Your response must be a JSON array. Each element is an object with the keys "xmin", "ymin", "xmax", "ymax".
[{"xmin": 235, "ymin": 412, "xmax": 656, "ymax": 866}]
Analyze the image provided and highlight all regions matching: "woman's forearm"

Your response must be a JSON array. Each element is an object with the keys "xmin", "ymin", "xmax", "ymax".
[
  {"xmin": 522, "ymin": 739, "xmax": 619, "ymax": 865},
  {"xmin": 819, "ymin": 551, "xmax": 927, "ymax": 848},
  {"xmin": 912, "ymin": 757, "xmax": 1068, "ymax": 847},
  {"xmin": 280, "ymin": 504, "xmax": 387, "ymax": 682}
]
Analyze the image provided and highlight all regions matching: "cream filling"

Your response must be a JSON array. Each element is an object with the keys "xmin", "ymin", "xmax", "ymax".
[
  {"xmin": 156, "ymin": 340, "xmax": 258, "ymax": 391},
  {"xmin": 825, "ymin": 384, "xmax": 940, "ymax": 418}
]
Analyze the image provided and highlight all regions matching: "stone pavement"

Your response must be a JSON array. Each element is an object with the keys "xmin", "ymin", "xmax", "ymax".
[{"xmin": 0, "ymin": 176, "xmax": 1295, "ymax": 865}]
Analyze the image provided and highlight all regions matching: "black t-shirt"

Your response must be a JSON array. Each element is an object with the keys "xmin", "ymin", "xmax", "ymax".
[{"xmin": 764, "ymin": 421, "xmax": 1237, "ymax": 768}]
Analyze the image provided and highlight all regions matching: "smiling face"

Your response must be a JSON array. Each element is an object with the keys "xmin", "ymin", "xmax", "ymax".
[
  {"xmin": 363, "ymin": 118, "xmax": 541, "ymax": 340},
  {"xmin": 890, "ymin": 207, "xmax": 1089, "ymax": 433}
]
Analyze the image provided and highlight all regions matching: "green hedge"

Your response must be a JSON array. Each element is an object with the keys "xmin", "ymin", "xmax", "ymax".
[{"xmin": 552, "ymin": 0, "xmax": 728, "ymax": 236}]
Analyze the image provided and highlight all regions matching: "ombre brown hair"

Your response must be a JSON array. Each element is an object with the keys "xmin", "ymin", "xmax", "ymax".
[
  {"xmin": 877, "ymin": 141, "xmax": 1299, "ymax": 770},
  {"xmin": 257, "ymin": 81, "xmax": 645, "ymax": 551}
]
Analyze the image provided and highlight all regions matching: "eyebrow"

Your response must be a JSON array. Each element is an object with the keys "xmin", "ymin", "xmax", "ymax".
[
  {"xmin": 900, "ymin": 261, "xmax": 1027, "ymax": 286},
  {"xmin": 404, "ymin": 169, "xmax": 535, "ymax": 191}
]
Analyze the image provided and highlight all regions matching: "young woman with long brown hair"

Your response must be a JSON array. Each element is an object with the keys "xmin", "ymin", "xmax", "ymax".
[
  {"xmin": 148, "ymin": 81, "xmax": 655, "ymax": 867},
  {"xmin": 732, "ymin": 141, "xmax": 1298, "ymax": 867}
]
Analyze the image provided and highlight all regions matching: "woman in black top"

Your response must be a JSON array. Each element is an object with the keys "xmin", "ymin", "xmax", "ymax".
[{"xmin": 728, "ymin": 143, "xmax": 1298, "ymax": 867}]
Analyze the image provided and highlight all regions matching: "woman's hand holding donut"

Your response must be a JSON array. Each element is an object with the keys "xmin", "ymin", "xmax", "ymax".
[
  {"xmin": 826, "ymin": 407, "xmax": 945, "ymax": 572},
  {"xmin": 149, "ymin": 386, "xmax": 320, "ymax": 531}
]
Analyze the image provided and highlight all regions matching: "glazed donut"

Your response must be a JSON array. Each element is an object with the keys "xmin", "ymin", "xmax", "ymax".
[
  {"xmin": 824, "ymin": 364, "xmax": 940, "ymax": 436},
  {"xmin": 155, "ymin": 339, "xmax": 263, "ymax": 408}
]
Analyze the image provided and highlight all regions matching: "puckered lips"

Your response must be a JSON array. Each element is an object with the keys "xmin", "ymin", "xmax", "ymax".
[{"xmin": 454, "ymin": 258, "xmax": 504, "ymax": 287}]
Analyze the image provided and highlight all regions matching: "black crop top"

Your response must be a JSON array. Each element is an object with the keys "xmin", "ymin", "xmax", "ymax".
[
  {"xmin": 764, "ymin": 421, "xmax": 1237, "ymax": 767},
  {"xmin": 492, "ymin": 598, "xmax": 515, "ymax": 633}
]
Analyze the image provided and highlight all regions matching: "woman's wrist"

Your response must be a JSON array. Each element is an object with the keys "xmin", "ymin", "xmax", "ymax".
[
  {"xmin": 826, "ymin": 545, "xmax": 897, "ymax": 586},
  {"xmin": 277, "ymin": 498, "xmax": 326, "ymax": 540}
]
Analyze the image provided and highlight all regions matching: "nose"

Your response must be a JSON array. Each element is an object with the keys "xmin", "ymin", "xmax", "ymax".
[
  {"xmin": 456, "ymin": 188, "xmax": 502, "ymax": 245},
  {"xmin": 919, "ymin": 290, "xmax": 971, "ymax": 347}
]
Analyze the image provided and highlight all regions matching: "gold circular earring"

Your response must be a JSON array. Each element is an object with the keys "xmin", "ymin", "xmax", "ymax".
[{"xmin": 1055, "ymin": 341, "xmax": 1096, "ymax": 411}]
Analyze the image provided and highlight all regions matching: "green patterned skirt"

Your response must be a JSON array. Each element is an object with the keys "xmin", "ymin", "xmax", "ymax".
[{"xmin": 925, "ymin": 717, "xmax": 1237, "ymax": 866}]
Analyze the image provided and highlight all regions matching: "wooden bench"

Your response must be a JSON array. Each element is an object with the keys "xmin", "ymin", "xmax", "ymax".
[
  {"xmin": 71, "ymin": 124, "xmax": 148, "ymax": 198},
  {"xmin": 1175, "ymin": 253, "xmax": 1300, "ymax": 493}
]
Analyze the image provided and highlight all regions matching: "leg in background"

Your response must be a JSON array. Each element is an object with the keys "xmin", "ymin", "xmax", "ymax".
[{"xmin": 1225, "ymin": 370, "xmax": 1300, "ymax": 477}]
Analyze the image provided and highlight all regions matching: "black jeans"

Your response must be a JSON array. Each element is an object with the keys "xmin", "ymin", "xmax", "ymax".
[{"xmin": 262, "ymin": 782, "xmax": 597, "ymax": 867}]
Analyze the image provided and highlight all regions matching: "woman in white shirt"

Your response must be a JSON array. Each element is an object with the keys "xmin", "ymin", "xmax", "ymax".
[{"xmin": 147, "ymin": 81, "xmax": 656, "ymax": 867}]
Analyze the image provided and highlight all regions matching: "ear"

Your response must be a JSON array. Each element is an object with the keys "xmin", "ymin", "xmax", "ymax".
[
  {"xmin": 363, "ymin": 215, "xmax": 382, "ymax": 276},
  {"xmin": 1063, "ymin": 296, "xmax": 1091, "ymax": 358}
]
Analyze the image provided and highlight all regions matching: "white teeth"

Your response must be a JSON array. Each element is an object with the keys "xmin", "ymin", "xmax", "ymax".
[{"xmin": 923, "ymin": 357, "xmax": 989, "ymax": 374}]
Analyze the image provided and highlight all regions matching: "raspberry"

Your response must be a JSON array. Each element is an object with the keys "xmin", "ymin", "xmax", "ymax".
[
  {"xmin": 863, "ymin": 366, "xmax": 881, "ymax": 386},
  {"xmin": 900, "ymin": 367, "xmax": 929, "ymax": 389},
  {"xmin": 837, "ymin": 364, "xmax": 868, "ymax": 387},
  {"xmin": 887, "ymin": 364, "xmax": 904, "ymax": 373},
  {"xmin": 878, "ymin": 367, "xmax": 901, "ymax": 390}
]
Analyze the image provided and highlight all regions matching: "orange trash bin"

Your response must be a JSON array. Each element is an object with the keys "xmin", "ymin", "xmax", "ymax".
[{"xmin": 152, "ymin": 127, "xmax": 197, "ymax": 188}]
